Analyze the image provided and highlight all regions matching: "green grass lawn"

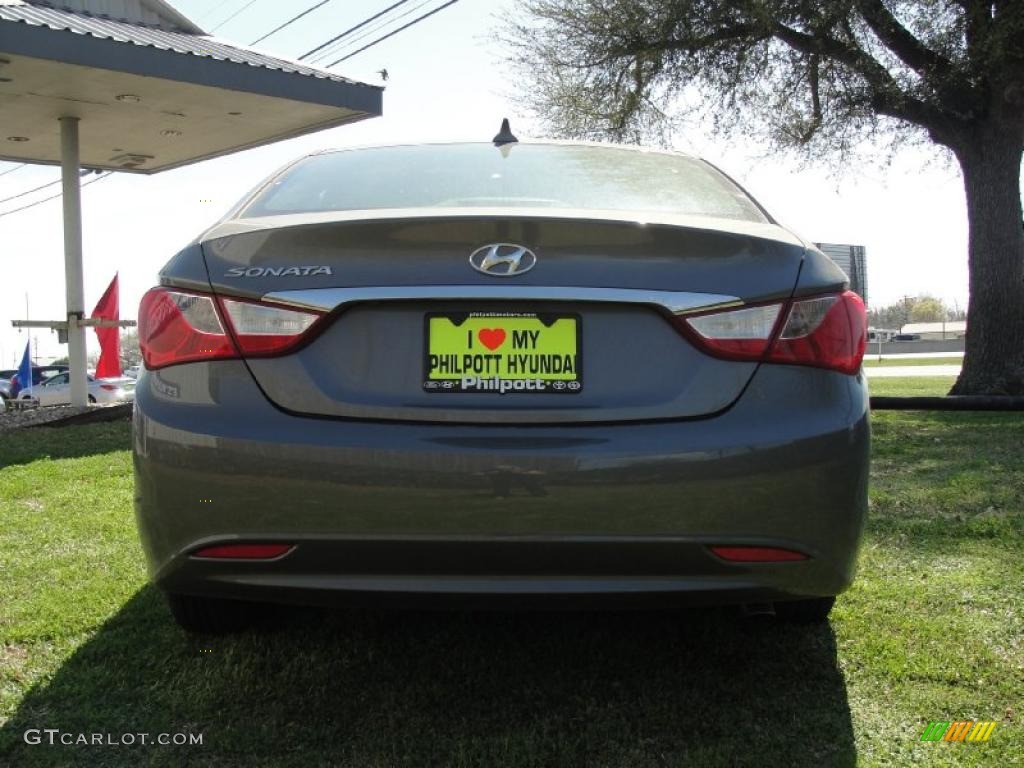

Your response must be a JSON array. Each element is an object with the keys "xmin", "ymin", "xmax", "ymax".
[
  {"xmin": 863, "ymin": 356, "xmax": 963, "ymax": 368},
  {"xmin": 1, "ymin": 417, "xmax": 1021, "ymax": 767},
  {"xmin": 867, "ymin": 376, "xmax": 957, "ymax": 397}
]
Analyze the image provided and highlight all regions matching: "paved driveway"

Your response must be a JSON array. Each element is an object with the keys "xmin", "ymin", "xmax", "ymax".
[{"xmin": 864, "ymin": 365, "xmax": 962, "ymax": 378}]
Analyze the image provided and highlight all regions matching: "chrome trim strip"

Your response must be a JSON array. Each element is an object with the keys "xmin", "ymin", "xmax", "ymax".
[{"xmin": 262, "ymin": 286, "xmax": 743, "ymax": 316}]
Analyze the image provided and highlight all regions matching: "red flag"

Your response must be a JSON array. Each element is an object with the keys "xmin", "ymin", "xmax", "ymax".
[{"xmin": 91, "ymin": 273, "xmax": 121, "ymax": 379}]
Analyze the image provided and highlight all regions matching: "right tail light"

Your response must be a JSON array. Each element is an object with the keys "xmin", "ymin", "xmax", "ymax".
[{"xmin": 678, "ymin": 290, "xmax": 866, "ymax": 375}]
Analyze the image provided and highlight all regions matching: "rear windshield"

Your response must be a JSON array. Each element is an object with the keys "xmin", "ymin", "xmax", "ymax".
[{"xmin": 240, "ymin": 143, "xmax": 768, "ymax": 223}]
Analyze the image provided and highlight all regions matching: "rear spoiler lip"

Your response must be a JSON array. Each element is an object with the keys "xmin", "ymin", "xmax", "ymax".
[{"xmin": 199, "ymin": 207, "xmax": 804, "ymax": 247}]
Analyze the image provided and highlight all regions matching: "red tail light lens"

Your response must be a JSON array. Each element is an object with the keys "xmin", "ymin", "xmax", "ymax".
[
  {"xmin": 678, "ymin": 290, "xmax": 866, "ymax": 374},
  {"xmin": 768, "ymin": 291, "xmax": 867, "ymax": 375},
  {"xmin": 138, "ymin": 289, "xmax": 236, "ymax": 369},
  {"xmin": 138, "ymin": 288, "xmax": 321, "ymax": 370}
]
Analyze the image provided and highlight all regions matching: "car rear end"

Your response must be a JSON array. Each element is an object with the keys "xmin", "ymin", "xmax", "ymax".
[
  {"xmin": 95, "ymin": 377, "xmax": 136, "ymax": 404},
  {"xmin": 133, "ymin": 142, "xmax": 868, "ymax": 628}
]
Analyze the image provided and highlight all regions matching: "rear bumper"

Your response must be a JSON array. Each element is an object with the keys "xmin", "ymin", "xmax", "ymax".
[
  {"xmin": 99, "ymin": 391, "xmax": 134, "ymax": 405},
  {"xmin": 133, "ymin": 361, "xmax": 869, "ymax": 606}
]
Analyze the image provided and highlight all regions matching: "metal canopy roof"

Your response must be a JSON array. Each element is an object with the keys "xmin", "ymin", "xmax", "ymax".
[
  {"xmin": 0, "ymin": 0, "xmax": 383, "ymax": 172},
  {"xmin": 1, "ymin": 0, "xmax": 383, "ymax": 408}
]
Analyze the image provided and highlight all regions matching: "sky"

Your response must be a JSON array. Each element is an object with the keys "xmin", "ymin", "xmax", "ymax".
[{"xmin": 0, "ymin": 0, "xmax": 978, "ymax": 367}]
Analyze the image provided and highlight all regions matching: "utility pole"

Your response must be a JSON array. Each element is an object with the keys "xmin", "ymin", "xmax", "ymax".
[
  {"xmin": 25, "ymin": 292, "xmax": 33, "ymax": 365},
  {"xmin": 900, "ymin": 295, "xmax": 914, "ymax": 332}
]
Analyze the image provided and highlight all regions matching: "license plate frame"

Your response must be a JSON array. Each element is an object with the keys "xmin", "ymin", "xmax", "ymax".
[{"xmin": 423, "ymin": 311, "xmax": 583, "ymax": 394}]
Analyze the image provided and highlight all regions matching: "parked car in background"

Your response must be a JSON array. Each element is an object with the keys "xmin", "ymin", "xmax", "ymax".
[
  {"xmin": 124, "ymin": 365, "xmax": 140, "ymax": 379},
  {"xmin": 18, "ymin": 372, "xmax": 134, "ymax": 406},
  {"xmin": 0, "ymin": 369, "xmax": 16, "ymax": 401},
  {"xmin": 134, "ymin": 138, "xmax": 869, "ymax": 634},
  {"xmin": 9, "ymin": 365, "xmax": 68, "ymax": 398}
]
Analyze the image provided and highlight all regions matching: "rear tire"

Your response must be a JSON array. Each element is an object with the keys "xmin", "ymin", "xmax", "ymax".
[
  {"xmin": 775, "ymin": 596, "xmax": 835, "ymax": 624},
  {"xmin": 165, "ymin": 593, "xmax": 259, "ymax": 634}
]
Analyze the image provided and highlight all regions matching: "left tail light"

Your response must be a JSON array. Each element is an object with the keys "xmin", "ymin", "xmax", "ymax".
[{"xmin": 138, "ymin": 288, "xmax": 322, "ymax": 370}]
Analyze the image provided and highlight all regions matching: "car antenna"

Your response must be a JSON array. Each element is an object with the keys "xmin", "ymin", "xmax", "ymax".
[{"xmin": 492, "ymin": 118, "xmax": 518, "ymax": 146}]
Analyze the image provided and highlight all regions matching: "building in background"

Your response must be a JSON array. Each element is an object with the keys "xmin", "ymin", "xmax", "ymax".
[
  {"xmin": 867, "ymin": 328, "xmax": 898, "ymax": 342},
  {"xmin": 815, "ymin": 243, "xmax": 867, "ymax": 306},
  {"xmin": 900, "ymin": 320, "xmax": 967, "ymax": 340}
]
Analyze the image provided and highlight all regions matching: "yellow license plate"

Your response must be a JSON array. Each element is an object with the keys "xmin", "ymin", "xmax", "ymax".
[{"xmin": 423, "ymin": 312, "xmax": 582, "ymax": 394}]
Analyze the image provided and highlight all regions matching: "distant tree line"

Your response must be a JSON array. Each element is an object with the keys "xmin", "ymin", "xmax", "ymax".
[{"xmin": 867, "ymin": 295, "xmax": 967, "ymax": 330}]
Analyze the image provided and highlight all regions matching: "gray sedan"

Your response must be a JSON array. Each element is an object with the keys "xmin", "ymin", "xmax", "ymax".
[{"xmin": 133, "ymin": 137, "xmax": 869, "ymax": 633}]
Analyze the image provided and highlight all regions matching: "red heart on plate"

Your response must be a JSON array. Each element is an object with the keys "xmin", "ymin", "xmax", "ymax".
[{"xmin": 478, "ymin": 328, "xmax": 506, "ymax": 351}]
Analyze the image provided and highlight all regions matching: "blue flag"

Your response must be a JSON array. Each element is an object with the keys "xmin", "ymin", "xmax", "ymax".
[{"xmin": 16, "ymin": 339, "xmax": 32, "ymax": 397}]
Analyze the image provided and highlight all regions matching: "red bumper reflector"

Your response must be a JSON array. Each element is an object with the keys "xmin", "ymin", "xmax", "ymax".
[
  {"xmin": 191, "ymin": 543, "xmax": 293, "ymax": 560},
  {"xmin": 709, "ymin": 546, "xmax": 808, "ymax": 562}
]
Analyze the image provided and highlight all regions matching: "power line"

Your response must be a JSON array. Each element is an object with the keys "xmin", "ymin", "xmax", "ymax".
[
  {"xmin": 249, "ymin": 0, "xmax": 334, "ymax": 46},
  {"xmin": 309, "ymin": 0, "xmax": 433, "ymax": 65},
  {"xmin": 299, "ymin": 0, "xmax": 413, "ymax": 61},
  {"xmin": 0, "ymin": 173, "xmax": 112, "ymax": 219},
  {"xmin": 0, "ymin": 163, "xmax": 26, "ymax": 178},
  {"xmin": 0, "ymin": 171, "xmax": 89, "ymax": 205},
  {"xmin": 326, "ymin": 0, "xmax": 459, "ymax": 66},
  {"xmin": 195, "ymin": 0, "xmax": 235, "ymax": 23},
  {"xmin": 306, "ymin": 0, "xmax": 432, "ymax": 63},
  {"xmin": 210, "ymin": 0, "xmax": 260, "ymax": 33}
]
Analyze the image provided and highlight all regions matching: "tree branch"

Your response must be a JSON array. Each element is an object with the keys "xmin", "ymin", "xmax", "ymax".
[
  {"xmin": 802, "ymin": 54, "xmax": 824, "ymax": 143},
  {"xmin": 857, "ymin": 0, "xmax": 956, "ymax": 79},
  {"xmin": 859, "ymin": 0, "xmax": 983, "ymax": 119},
  {"xmin": 770, "ymin": 21, "xmax": 954, "ymax": 137},
  {"xmin": 611, "ymin": 23, "xmax": 763, "ymax": 57}
]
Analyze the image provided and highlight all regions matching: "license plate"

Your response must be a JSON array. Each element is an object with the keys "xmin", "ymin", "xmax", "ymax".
[{"xmin": 423, "ymin": 312, "xmax": 582, "ymax": 394}]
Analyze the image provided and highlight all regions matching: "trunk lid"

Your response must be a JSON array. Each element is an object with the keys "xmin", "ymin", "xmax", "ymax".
[{"xmin": 198, "ymin": 212, "xmax": 807, "ymax": 424}]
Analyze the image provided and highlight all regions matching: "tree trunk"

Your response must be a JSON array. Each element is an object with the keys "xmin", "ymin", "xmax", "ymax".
[{"xmin": 949, "ymin": 125, "xmax": 1024, "ymax": 395}]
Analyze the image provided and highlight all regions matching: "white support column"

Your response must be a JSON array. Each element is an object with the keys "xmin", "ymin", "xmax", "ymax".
[{"xmin": 60, "ymin": 116, "xmax": 88, "ymax": 407}]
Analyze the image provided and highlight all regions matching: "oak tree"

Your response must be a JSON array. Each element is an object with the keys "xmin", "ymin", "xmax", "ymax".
[{"xmin": 506, "ymin": 0, "xmax": 1024, "ymax": 394}]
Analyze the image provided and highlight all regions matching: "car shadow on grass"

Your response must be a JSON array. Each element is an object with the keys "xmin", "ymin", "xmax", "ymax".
[{"xmin": 1, "ymin": 587, "xmax": 855, "ymax": 768}]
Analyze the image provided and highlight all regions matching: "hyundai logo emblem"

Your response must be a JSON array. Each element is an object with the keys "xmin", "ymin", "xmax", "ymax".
[{"xmin": 468, "ymin": 243, "xmax": 537, "ymax": 277}]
